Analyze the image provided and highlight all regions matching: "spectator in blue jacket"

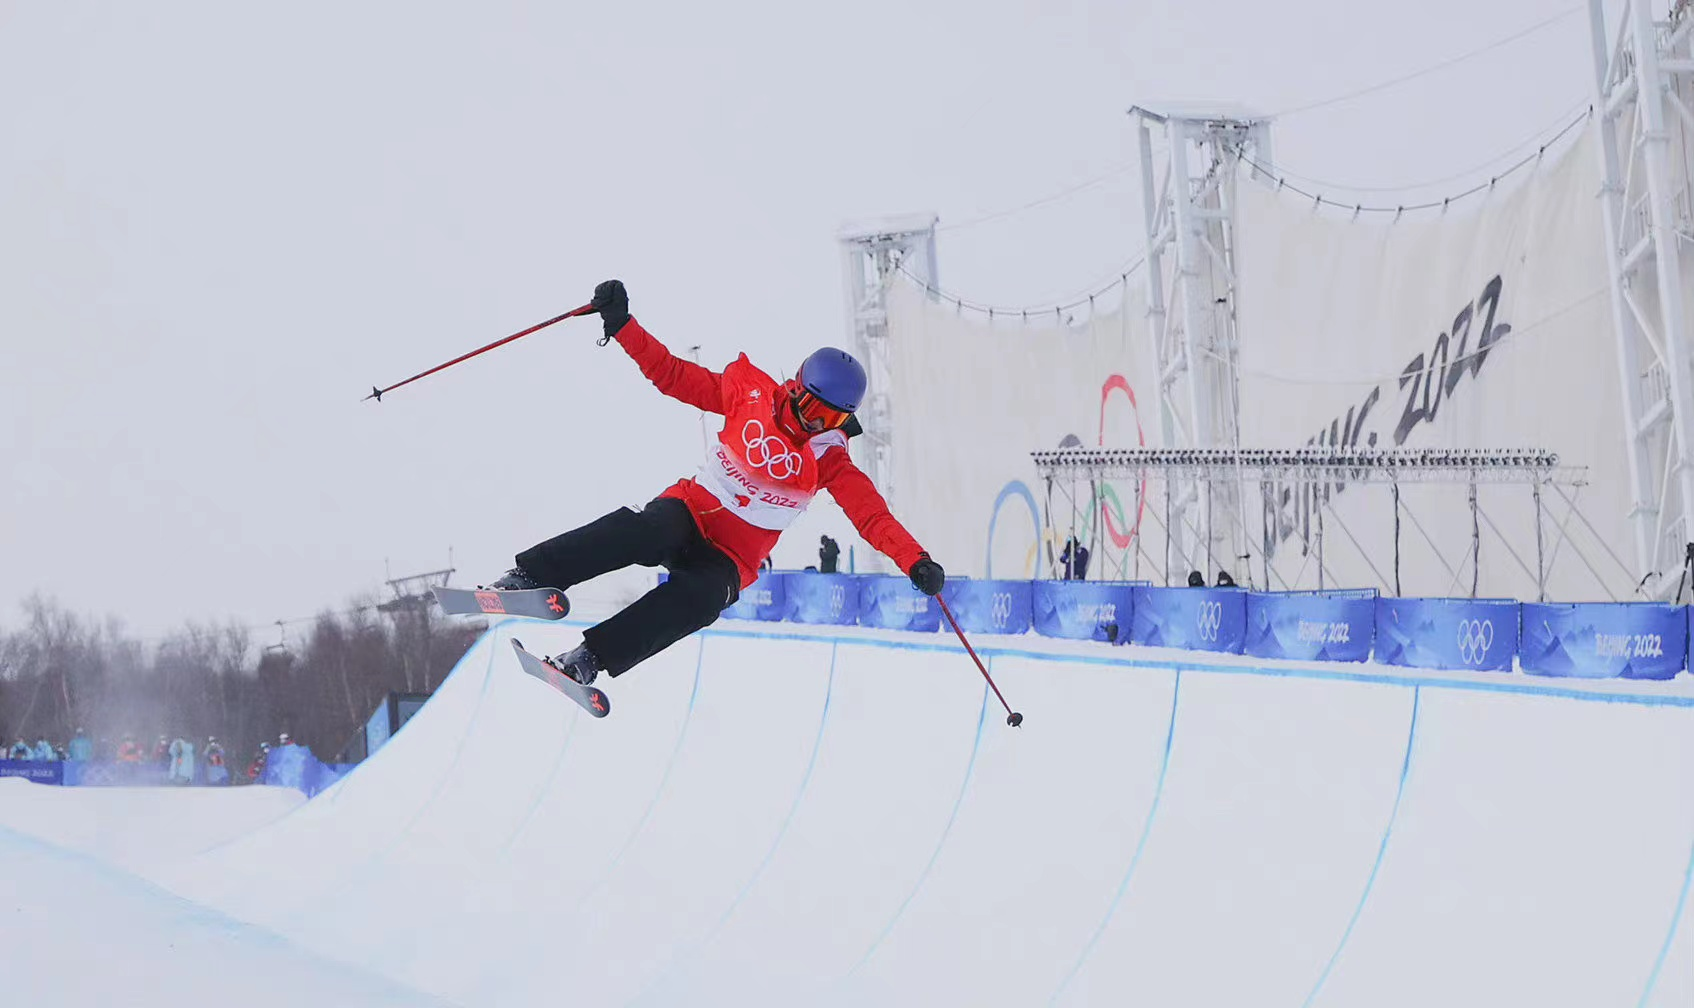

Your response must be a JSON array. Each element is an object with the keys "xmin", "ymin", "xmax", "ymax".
[
  {"xmin": 31, "ymin": 738, "xmax": 55, "ymax": 761},
  {"xmin": 67, "ymin": 729, "xmax": 93, "ymax": 762},
  {"xmin": 8, "ymin": 739, "xmax": 31, "ymax": 760},
  {"xmin": 204, "ymin": 738, "xmax": 229, "ymax": 785},
  {"xmin": 168, "ymin": 737, "xmax": 196, "ymax": 785}
]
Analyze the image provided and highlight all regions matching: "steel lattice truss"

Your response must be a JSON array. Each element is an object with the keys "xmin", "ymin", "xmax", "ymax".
[{"xmin": 1031, "ymin": 447, "xmax": 1587, "ymax": 486}]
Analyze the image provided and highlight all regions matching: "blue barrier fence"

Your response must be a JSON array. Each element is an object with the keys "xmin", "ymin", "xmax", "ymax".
[
  {"xmin": 1, "ymin": 747, "xmax": 352, "ymax": 796},
  {"xmin": 1246, "ymin": 590, "xmax": 1376, "ymax": 664},
  {"xmin": 1375, "ymin": 597, "xmax": 1519, "ymax": 673},
  {"xmin": 1133, "ymin": 586, "xmax": 1247, "ymax": 654},
  {"xmin": 0, "ymin": 761, "xmax": 64, "ymax": 786},
  {"xmin": 260, "ymin": 744, "xmax": 355, "ymax": 798},
  {"xmin": 1520, "ymin": 602, "xmax": 1686, "ymax": 681},
  {"xmin": 1032, "ymin": 580, "xmax": 1134, "ymax": 642},
  {"xmin": 942, "ymin": 579, "xmax": 1034, "ymax": 636},
  {"xmin": 787, "ymin": 572, "xmax": 861, "ymax": 626},
  {"xmin": 717, "ymin": 572, "xmax": 1693, "ymax": 681}
]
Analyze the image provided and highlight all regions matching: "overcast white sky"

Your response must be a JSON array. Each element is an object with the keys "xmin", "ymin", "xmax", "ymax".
[{"xmin": 1, "ymin": 0, "xmax": 1600, "ymax": 636}]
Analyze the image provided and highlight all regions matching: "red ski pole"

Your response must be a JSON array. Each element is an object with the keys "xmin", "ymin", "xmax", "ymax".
[
  {"xmin": 363, "ymin": 303, "xmax": 596, "ymax": 402},
  {"xmin": 936, "ymin": 595, "xmax": 1023, "ymax": 727}
]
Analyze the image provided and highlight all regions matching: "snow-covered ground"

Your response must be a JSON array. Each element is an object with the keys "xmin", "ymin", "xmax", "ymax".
[
  {"xmin": 3, "ymin": 618, "xmax": 1691, "ymax": 1006},
  {"xmin": 0, "ymin": 777, "xmax": 303, "ymax": 868},
  {"xmin": 0, "ymin": 819, "xmax": 446, "ymax": 1005}
]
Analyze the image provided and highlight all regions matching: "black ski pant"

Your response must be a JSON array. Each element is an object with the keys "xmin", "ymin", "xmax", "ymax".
[{"xmin": 514, "ymin": 497, "xmax": 740, "ymax": 677}]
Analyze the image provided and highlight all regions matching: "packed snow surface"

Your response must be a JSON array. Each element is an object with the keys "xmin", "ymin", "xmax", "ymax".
[{"xmin": 4, "ymin": 619, "xmax": 1692, "ymax": 1006}]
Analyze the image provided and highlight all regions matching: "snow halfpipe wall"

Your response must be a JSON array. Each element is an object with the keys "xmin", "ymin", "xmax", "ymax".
[{"xmin": 118, "ymin": 616, "xmax": 1694, "ymax": 1007}]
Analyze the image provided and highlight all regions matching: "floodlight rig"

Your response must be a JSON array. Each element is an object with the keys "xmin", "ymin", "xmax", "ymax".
[{"xmin": 1032, "ymin": 446, "xmax": 1611, "ymax": 602}]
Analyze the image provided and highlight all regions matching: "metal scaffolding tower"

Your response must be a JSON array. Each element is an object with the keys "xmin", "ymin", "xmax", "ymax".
[
  {"xmin": 1590, "ymin": 0, "xmax": 1694, "ymax": 596},
  {"xmin": 1129, "ymin": 104, "xmax": 1274, "ymax": 581},
  {"xmin": 838, "ymin": 214, "xmax": 939, "ymax": 547}
]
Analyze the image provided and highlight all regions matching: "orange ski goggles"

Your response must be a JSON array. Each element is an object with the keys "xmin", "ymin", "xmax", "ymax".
[{"xmin": 789, "ymin": 385, "xmax": 853, "ymax": 434}]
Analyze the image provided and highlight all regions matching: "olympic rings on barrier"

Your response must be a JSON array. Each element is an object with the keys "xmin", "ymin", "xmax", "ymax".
[
  {"xmin": 1197, "ymin": 600, "xmax": 1224, "ymax": 642},
  {"xmin": 1457, "ymin": 618, "xmax": 1495, "ymax": 665}
]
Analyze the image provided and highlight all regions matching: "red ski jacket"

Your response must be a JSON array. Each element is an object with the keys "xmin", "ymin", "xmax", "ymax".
[{"xmin": 613, "ymin": 317, "xmax": 928, "ymax": 588}]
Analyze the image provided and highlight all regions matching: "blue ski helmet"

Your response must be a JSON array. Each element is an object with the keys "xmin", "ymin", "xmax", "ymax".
[{"xmin": 797, "ymin": 347, "xmax": 867, "ymax": 412}]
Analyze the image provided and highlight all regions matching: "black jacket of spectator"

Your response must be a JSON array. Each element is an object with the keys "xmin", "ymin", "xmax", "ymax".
[{"xmin": 1060, "ymin": 537, "xmax": 1090, "ymax": 581}]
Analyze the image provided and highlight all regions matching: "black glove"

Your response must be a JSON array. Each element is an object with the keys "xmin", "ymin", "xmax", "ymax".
[
  {"xmin": 591, "ymin": 279, "xmax": 630, "ymax": 345},
  {"xmin": 908, "ymin": 554, "xmax": 945, "ymax": 596}
]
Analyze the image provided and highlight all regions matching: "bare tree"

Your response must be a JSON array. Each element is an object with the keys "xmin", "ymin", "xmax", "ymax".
[{"xmin": 0, "ymin": 593, "xmax": 478, "ymax": 767}]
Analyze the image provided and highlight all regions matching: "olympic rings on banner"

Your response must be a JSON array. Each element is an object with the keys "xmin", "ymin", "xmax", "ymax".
[
  {"xmin": 1197, "ymin": 600, "xmax": 1224, "ymax": 642},
  {"xmin": 1456, "ymin": 619, "xmax": 1495, "ymax": 665}
]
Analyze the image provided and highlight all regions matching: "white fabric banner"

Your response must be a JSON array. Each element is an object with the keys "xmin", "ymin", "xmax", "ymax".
[
  {"xmin": 883, "ymin": 281, "xmax": 1158, "ymax": 580},
  {"xmin": 883, "ymin": 123, "xmax": 1630, "ymax": 600},
  {"xmin": 1232, "ymin": 122, "xmax": 1625, "ymax": 600}
]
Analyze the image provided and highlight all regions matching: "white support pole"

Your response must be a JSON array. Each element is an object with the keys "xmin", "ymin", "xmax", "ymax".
[
  {"xmin": 1138, "ymin": 118, "xmax": 1177, "ymax": 452},
  {"xmin": 1589, "ymin": 0, "xmax": 1694, "ymax": 595},
  {"xmin": 1591, "ymin": 0, "xmax": 1661, "ymax": 577},
  {"xmin": 1130, "ymin": 105, "xmax": 1266, "ymax": 578},
  {"xmin": 1168, "ymin": 124, "xmax": 1217, "ymax": 455},
  {"xmin": 837, "ymin": 214, "xmax": 940, "ymax": 568},
  {"xmin": 1627, "ymin": 0, "xmax": 1694, "ymax": 570}
]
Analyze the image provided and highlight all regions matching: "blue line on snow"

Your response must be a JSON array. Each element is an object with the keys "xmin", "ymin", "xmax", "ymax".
[
  {"xmin": 576, "ymin": 634, "xmax": 708, "ymax": 904},
  {"xmin": 705, "ymin": 641, "xmax": 838, "ymax": 932},
  {"xmin": 1302, "ymin": 686, "xmax": 1422, "ymax": 1006},
  {"xmin": 1639, "ymin": 826, "xmax": 1694, "ymax": 1006},
  {"xmin": 1048, "ymin": 668, "xmax": 1183, "ymax": 1004},
  {"xmin": 842, "ymin": 679, "xmax": 992, "ymax": 980},
  {"xmin": 500, "ymin": 685, "xmax": 586, "ymax": 852},
  {"xmin": 623, "ymin": 641, "xmax": 840, "ymax": 1006},
  {"xmin": 278, "ymin": 622, "xmax": 510, "ymax": 926},
  {"xmin": 476, "ymin": 634, "xmax": 710, "ymax": 1003},
  {"xmin": 517, "ymin": 616, "xmax": 1694, "ymax": 1001}
]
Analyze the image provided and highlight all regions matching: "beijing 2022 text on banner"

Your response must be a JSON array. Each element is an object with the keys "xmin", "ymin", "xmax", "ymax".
[
  {"xmin": 1518, "ymin": 602, "xmax": 1687, "ymax": 680},
  {"xmin": 1032, "ymin": 581, "xmax": 1135, "ymax": 642},
  {"xmin": 0, "ymin": 761, "xmax": 63, "ymax": 785},
  {"xmin": 1375, "ymin": 597, "xmax": 1518, "ymax": 673},
  {"xmin": 785, "ymin": 572, "xmax": 861, "ymax": 626},
  {"xmin": 1131, "ymin": 586, "xmax": 1247, "ymax": 654},
  {"xmin": 1245, "ymin": 590, "xmax": 1376, "ymax": 663},
  {"xmin": 857, "ymin": 575, "xmax": 940, "ymax": 633},
  {"xmin": 941, "ymin": 578, "xmax": 1033, "ymax": 635}
]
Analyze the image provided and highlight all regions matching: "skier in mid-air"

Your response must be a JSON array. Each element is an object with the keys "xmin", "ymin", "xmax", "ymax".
[{"xmin": 486, "ymin": 280, "xmax": 947, "ymax": 686}]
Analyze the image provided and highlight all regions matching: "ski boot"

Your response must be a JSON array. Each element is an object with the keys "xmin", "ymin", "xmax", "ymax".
[
  {"xmin": 544, "ymin": 643, "xmax": 603, "ymax": 687},
  {"xmin": 484, "ymin": 565, "xmax": 541, "ymax": 591}
]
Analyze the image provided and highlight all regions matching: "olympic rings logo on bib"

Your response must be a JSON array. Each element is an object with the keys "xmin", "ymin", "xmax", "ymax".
[{"xmin": 742, "ymin": 419, "xmax": 803, "ymax": 479}]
